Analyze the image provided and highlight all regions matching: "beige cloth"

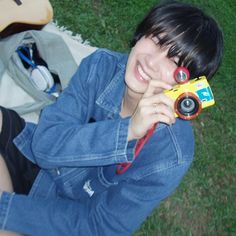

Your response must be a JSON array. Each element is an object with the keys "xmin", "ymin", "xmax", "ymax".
[{"xmin": 0, "ymin": 23, "xmax": 96, "ymax": 123}]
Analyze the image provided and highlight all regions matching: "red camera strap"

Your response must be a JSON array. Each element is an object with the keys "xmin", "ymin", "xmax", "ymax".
[{"xmin": 116, "ymin": 123, "xmax": 157, "ymax": 174}]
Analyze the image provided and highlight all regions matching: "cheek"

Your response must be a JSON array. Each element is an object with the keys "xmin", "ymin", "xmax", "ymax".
[
  {"xmin": 164, "ymin": 66, "xmax": 177, "ymax": 85},
  {"xmin": 127, "ymin": 47, "xmax": 137, "ymax": 67}
]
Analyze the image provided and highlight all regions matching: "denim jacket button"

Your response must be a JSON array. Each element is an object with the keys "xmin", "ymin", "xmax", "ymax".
[{"xmin": 55, "ymin": 168, "xmax": 61, "ymax": 176}]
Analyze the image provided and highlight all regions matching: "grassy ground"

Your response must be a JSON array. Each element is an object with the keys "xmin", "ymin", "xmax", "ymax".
[{"xmin": 49, "ymin": 0, "xmax": 236, "ymax": 235}]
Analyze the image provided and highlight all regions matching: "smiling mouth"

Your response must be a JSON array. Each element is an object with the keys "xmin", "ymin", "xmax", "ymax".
[{"xmin": 136, "ymin": 63, "xmax": 151, "ymax": 83}]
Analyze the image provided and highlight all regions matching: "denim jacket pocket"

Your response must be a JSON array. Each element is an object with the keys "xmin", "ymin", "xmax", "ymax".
[
  {"xmin": 48, "ymin": 167, "xmax": 111, "ymax": 200},
  {"xmin": 47, "ymin": 167, "xmax": 89, "ymax": 199}
]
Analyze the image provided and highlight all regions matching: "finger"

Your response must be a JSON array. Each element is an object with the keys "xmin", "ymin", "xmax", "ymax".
[
  {"xmin": 143, "ymin": 80, "xmax": 173, "ymax": 98},
  {"xmin": 151, "ymin": 113, "xmax": 175, "ymax": 125},
  {"xmin": 152, "ymin": 103, "xmax": 176, "ymax": 123},
  {"xmin": 140, "ymin": 93, "xmax": 175, "ymax": 110},
  {"xmin": 152, "ymin": 93, "xmax": 175, "ymax": 109},
  {"xmin": 138, "ymin": 103, "xmax": 175, "ymax": 124}
]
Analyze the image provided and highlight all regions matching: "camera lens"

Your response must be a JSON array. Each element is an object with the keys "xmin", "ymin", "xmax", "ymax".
[
  {"xmin": 176, "ymin": 93, "xmax": 201, "ymax": 120},
  {"xmin": 174, "ymin": 67, "xmax": 190, "ymax": 84},
  {"xmin": 180, "ymin": 98, "xmax": 195, "ymax": 112},
  {"xmin": 176, "ymin": 71, "xmax": 188, "ymax": 83}
]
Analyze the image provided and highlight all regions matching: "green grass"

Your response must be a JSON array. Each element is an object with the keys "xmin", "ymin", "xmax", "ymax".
[{"xmin": 49, "ymin": 0, "xmax": 236, "ymax": 235}]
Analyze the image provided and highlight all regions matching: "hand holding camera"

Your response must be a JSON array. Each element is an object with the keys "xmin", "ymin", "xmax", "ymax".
[
  {"xmin": 128, "ymin": 67, "xmax": 215, "ymax": 141},
  {"xmin": 128, "ymin": 80, "xmax": 175, "ymax": 141}
]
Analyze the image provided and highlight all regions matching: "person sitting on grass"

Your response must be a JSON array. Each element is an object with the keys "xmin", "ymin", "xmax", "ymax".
[{"xmin": 0, "ymin": 1, "xmax": 223, "ymax": 235}]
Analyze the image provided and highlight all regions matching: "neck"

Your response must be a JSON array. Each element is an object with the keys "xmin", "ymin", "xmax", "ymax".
[{"xmin": 120, "ymin": 87, "xmax": 142, "ymax": 117}]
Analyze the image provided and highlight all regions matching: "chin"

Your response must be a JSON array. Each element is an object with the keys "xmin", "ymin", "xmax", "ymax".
[{"xmin": 125, "ymin": 80, "xmax": 147, "ymax": 95}]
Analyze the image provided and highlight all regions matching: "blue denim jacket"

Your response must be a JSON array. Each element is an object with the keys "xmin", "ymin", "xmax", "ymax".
[{"xmin": 0, "ymin": 49, "xmax": 195, "ymax": 236}]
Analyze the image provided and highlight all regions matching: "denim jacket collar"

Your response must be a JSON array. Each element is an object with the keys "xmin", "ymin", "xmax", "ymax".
[{"xmin": 96, "ymin": 55, "xmax": 128, "ymax": 115}]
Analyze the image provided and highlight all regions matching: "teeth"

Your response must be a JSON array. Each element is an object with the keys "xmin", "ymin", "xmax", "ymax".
[{"xmin": 137, "ymin": 64, "xmax": 151, "ymax": 81}]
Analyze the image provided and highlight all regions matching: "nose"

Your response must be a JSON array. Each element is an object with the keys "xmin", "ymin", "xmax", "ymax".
[
  {"xmin": 145, "ymin": 54, "xmax": 159, "ymax": 71},
  {"xmin": 144, "ymin": 52, "xmax": 166, "ymax": 79},
  {"xmin": 145, "ymin": 50, "xmax": 167, "ymax": 72}
]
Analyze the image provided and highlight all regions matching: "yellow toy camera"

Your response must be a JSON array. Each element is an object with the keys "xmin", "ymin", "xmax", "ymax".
[{"xmin": 164, "ymin": 67, "xmax": 215, "ymax": 120}]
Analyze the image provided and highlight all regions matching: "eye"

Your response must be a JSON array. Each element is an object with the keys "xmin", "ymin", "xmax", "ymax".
[{"xmin": 171, "ymin": 56, "xmax": 179, "ymax": 66}]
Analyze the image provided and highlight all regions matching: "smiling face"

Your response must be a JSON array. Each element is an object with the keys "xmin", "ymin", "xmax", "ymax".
[{"xmin": 125, "ymin": 36, "xmax": 179, "ymax": 100}]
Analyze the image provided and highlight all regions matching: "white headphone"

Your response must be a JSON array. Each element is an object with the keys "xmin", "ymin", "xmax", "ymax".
[{"xmin": 16, "ymin": 46, "xmax": 55, "ymax": 92}]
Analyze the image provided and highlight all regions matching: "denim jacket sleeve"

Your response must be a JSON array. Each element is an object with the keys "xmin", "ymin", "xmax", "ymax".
[
  {"xmin": 29, "ymin": 50, "xmax": 135, "ymax": 168},
  {"xmin": 0, "ymin": 161, "xmax": 192, "ymax": 236}
]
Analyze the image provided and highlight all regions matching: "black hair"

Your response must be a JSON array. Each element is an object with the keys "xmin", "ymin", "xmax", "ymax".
[{"xmin": 131, "ymin": 1, "xmax": 224, "ymax": 79}]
